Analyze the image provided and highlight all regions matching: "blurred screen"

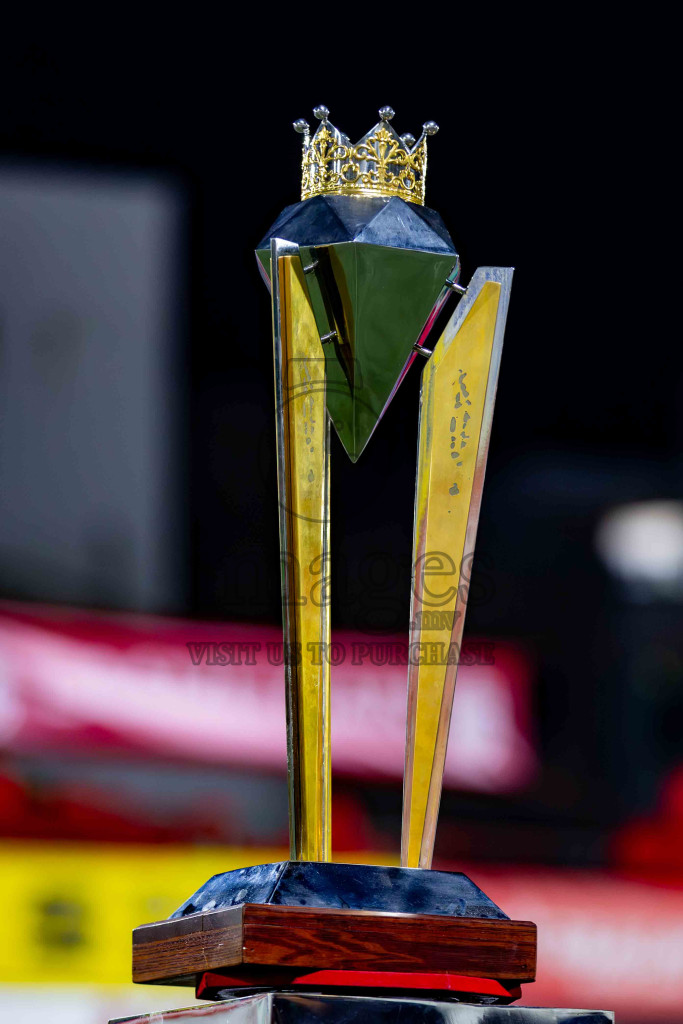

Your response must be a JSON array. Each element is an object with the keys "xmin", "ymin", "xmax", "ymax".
[{"xmin": 0, "ymin": 167, "xmax": 183, "ymax": 612}]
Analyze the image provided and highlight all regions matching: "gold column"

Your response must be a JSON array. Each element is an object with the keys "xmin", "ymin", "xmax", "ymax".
[
  {"xmin": 272, "ymin": 243, "xmax": 331, "ymax": 861},
  {"xmin": 402, "ymin": 272, "xmax": 512, "ymax": 869}
]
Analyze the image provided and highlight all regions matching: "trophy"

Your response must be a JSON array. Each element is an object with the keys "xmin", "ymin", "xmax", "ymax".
[{"xmin": 124, "ymin": 107, "xmax": 613, "ymax": 1024}]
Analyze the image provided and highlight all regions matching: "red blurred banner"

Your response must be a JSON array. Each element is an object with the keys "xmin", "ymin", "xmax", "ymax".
[
  {"xmin": 470, "ymin": 864, "xmax": 683, "ymax": 1021},
  {"xmin": 0, "ymin": 601, "xmax": 536, "ymax": 792}
]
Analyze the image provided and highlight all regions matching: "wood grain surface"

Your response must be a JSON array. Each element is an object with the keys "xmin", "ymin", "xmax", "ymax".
[{"xmin": 132, "ymin": 904, "xmax": 536, "ymax": 986}]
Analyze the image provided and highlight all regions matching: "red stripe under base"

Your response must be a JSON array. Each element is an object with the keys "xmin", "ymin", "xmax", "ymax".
[{"xmin": 196, "ymin": 968, "xmax": 522, "ymax": 1001}]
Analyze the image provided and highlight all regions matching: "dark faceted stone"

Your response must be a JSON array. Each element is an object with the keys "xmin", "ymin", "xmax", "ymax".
[
  {"xmin": 170, "ymin": 860, "xmax": 508, "ymax": 920},
  {"xmin": 354, "ymin": 200, "xmax": 455, "ymax": 254},
  {"xmin": 256, "ymin": 195, "xmax": 456, "ymax": 256},
  {"xmin": 410, "ymin": 204, "xmax": 461, "ymax": 250},
  {"xmin": 173, "ymin": 861, "xmax": 284, "ymax": 916},
  {"xmin": 325, "ymin": 196, "xmax": 395, "ymax": 239},
  {"xmin": 254, "ymin": 197, "xmax": 459, "ymax": 462}
]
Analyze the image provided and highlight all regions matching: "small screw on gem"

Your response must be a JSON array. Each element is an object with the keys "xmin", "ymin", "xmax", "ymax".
[{"xmin": 413, "ymin": 343, "xmax": 433, "ymax": 359}]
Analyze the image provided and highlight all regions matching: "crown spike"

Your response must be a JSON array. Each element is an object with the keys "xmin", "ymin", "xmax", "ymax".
[{"xmin": 411, "ymin": 120, "xmax": 439, "ymax": 154}]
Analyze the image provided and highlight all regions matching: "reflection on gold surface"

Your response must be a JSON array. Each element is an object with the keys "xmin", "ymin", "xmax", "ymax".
[
  {"xmin": 402, "ymin": 281, "xmax": 504, "ymax": 869},
  {"xmin": 273, "ymin": 255, "xmax": 331, "ymax": 861}
]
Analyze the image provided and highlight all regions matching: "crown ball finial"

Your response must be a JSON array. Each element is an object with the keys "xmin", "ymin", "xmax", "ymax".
[
  {"xmin": 401, "ymin": 133, "xmax": 416, "ymax": 148},
  {"xmin": 379, "ymin": 106, "xmax": 395, "ymax": 122},
  {"xmin": 422, "ymin": 121, "xmax": 439, "ymax": 136},
  {"xmin": 293, "ymin": 119, "xmax": 310, "ymax": 134},
  {"xmin": 313, "ymin": 105, "xmax": 330, "ymax": 122}
]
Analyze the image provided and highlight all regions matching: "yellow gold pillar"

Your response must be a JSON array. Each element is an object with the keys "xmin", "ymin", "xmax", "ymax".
[
  {"xmin": 402, "ymin": 272, "xmax": 511, "ymax": 868},
  {"xmin": 272, "ymin": 244, "xmax": 331, "ymax": 861}
]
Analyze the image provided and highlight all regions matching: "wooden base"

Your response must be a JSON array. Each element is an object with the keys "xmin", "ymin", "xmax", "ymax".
[{"xmin": 132, "ymin": 903, "xmax": 536, "ymax": 988}]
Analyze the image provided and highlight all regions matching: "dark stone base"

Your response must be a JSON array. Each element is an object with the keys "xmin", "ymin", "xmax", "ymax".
[{"xmin": 170, "ymin": 861, "xmax": 508, "ymax": 920}]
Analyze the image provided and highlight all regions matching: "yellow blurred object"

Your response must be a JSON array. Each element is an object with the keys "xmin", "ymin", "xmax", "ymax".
[{"xmin": 0, "ymin": 842, "xmax": 278, "ymax": 982}]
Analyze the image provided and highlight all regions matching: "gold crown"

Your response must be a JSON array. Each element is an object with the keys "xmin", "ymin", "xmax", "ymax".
[{"xmin": 293, "ymin": 106, "xmax": 439, "ymax": 207}]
